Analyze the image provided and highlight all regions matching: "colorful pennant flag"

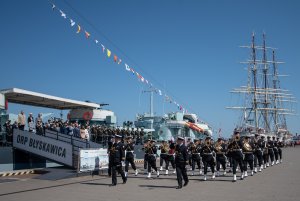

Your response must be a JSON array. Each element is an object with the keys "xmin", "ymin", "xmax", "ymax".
[
  {"xmin": 107, "ymin": 49, "xmax": 111, "ymax": 57},
  {"xmin": 158, "ymin": 90, "xmax": 162, "ymax": 96},
  {"xmin": 101, "ymin": 44, "xmax": 105, "ymax": 53},
  {"xmin": 76, "ymin": 25, "xmax": 81, "ymax": 33},
  {"xmin": 125, "ymin": 63, "xmax": 131, "ymax": 71},
  {"xmin": 52, "ymin": 4, "xmax": 56, "ymax": 10},
  {"xmin": 114, "ymin": 55, "xmax": 118, "ymax": 62},
  {"xmin": 85, "ymin": 31, "xmax": 90, "ymax": 39},
  {"xmin": 70, "ymin": 19, "xmax": 75, "ymax": 27},
  {"xmin": 95, "ymin": 40, "xmax": 99, "ymax": 44},
  {"xmin": 130, "ymin": 68, "xmax": 135, "ymax": 75},
  {"xmin": 59, "ymin": 10, "xmax": 66, "ymax": 19},
  {"xmin": 118, "ymin": 59, "xmax": 122, "ymax": 64}
]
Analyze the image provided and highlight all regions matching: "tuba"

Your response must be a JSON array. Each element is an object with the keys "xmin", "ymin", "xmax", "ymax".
[
  {"xmin": 215, "ymin": 142, "xmax": 222, "ymax": 153},
  {"xmin": 205, "ymin": 140, "xmax": 211, "ymax": 147},
  {"xmin": 235, "ymin": 135, "xmax": 240, "ymax": 142},
  {"xmin": 243, "ymin": 140, "xmax": 252, "ymax": 152}
]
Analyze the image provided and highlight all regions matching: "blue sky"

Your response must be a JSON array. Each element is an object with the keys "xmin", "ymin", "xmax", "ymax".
[{"xmin": 1, "ymin": 0, "xmax": 299, "ymax": 137}]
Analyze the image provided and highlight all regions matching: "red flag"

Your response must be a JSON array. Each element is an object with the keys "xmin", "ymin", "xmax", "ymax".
[
  {"xmin": 114, "ymin": 55, "xmax": 118, "ymax": 62},
  {"xmin": 85, "ymin": 31, "xmax": 90, "ymax": 39}
]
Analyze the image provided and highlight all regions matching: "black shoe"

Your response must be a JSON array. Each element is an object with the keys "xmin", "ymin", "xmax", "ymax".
[
  {"xmin": 122, "ymin": 178, "xmax": 127, "ymax": 184},
  {"xmin": 176, "ymin": 186, "xmax": 182, "ymax": 189},
  {"xmin": 183, "ymin": 181, "xmax": 189, "ymax": 187},
  {"xmin": 109, "ymin": 184, "xmax": 116, "ymax": 187}
]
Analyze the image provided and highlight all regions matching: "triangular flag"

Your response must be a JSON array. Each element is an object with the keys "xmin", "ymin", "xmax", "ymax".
[
  {"xmin": 145, "ymin": 79, "xmax": 149, "ymax": 84},
  {"xmin": 85, "ymin": 31, "xmax": 90, "ymax": 39},
  {"xmin": 158, "ymin": 90, "xmax": 162, "ymax": 96},
  {"xmin": 107, "ymin": 49, "xmax": 111, "ymax": 57},
  {"xmin": 59, "ymin": 10, "xmax": 66, "ymax": 19},
  {"xmin": 114, "ymin": 55, "xmax": 118, "ymax": 62},
  {"xmin": 130, "ymin": 68, "xmax": 135, "ymax": 75},
  {"xmin": 101, "ymin": 44, "xmax": 105, "ymax": 53},
  {"xmin": 140, "ymin": 76, "xmax": 145, "ymax": 82},
  {"xmin": 118, "ymin": 59, "xmax": 122, "ymax": 64},
  {"xmin": 95, "ymin": 40, "xmax": 99, "ymax": 44},
  {"xmin": 125, "ymin": 63, "xmax": 131, "ymax": 71},
  {"xmin": 70, "ymin": 19, "xmax": 75, "ymax": 27},
  {"xmin": 76, "ymin": 25, "xmax": 81, "ymax": 33},
  {"xmin": 52, "ymin": 4, "xmax": 56, "ymax": 10}
]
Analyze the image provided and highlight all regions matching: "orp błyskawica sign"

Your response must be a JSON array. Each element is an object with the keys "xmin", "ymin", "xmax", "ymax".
[{"xmin": 13, "ymin": 129, "xmax": 73, "ymax": 166}]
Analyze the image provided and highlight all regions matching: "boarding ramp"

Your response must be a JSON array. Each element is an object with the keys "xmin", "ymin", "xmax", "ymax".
[{"xmin": 13, "ymin": 129, "xmax": 102, "ymax": 168}]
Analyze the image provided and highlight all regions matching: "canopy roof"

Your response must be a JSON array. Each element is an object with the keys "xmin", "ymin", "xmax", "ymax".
[{"xmin": 0, "ymin": 88, "xmax": 100, "ymax": 110}]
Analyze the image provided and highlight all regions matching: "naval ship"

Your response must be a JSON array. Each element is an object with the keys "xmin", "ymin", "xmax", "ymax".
[{"xmin": 227, "ymin": 33, "xmax": 297, "ymax": 140}]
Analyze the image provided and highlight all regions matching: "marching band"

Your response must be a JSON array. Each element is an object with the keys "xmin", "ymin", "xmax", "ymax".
[{"xmin": 107, "ymin": 132, "xmax": 285, "ymax": 187}]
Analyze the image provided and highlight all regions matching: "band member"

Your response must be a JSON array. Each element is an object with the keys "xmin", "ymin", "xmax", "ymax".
[
  {"xmin": 253, "ymin": 134, "xmax": 264, "ymax": 172},
  {"xmin": 261, "ymin": 136, "xmax": 269, "ymax": 168},
  {"xmin": 272, "ymin": 136, "xmax": 279, "ymax": 164},
  {"xmin": 175, "ymin": 136, "xmax": 189, "ymax": 189},
  {"xmin": 200, "ymin": 136, "xmax": 215, "ymax": 181},
  {"xmin": 186, "ymin": 138, "xmax": 193, "ymax": 169},
  {"xmin": 142, "ymin": 139, "xmax": 151, "ymax": 174},
  {"xmin": 159, "ymin": 140, "xmax": 169, "ymax": 171},
  {"xmin": 242, "ymin": 136, "xmax": 254, "ymax": 177},
  {"xmin": 227, "ymin": 131, "xmax": 244, "ymax": 182},
  {"xmin": 110, "ymin": 134, "xmax": 127, "ymax": 186},
  {"xmin": 214, "ymin": 137, "xmax": 227, "ymax": 176},
  {"xmin": 267, "ymin": 136, "xmax": 275, "ymax": 166},
  {"xmin": 147, "ymin": 140, "xmax": 159, "ymax": 178},
  {"xmin": 124, "ymin": 136, "xmax": 138, "ymax": 177},
  {"xmin": 190, "ymin": 139, "xmax": 202, "ymax": 175},
  {"xmin": 165, "ymin": 140, "xmax": 176, "ymax": 175},
  {"xmin": 107, "ymin": 135, "xmax": 115, "ymax": 177},
  {"xmin": 277, "ymin": 137, "xmax": 283, "ymax": 163}
]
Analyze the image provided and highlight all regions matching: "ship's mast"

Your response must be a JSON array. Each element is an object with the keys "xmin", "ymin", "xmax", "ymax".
[
  {"xmin": 262, "ymin": 33, "xmax": 270, "ymax": 132},
  {"xmin": 272, "ymin": 50, "xmax": 278, "ymax": 130},
  {"xmin": 251, "ymin": 33, "xmax": 259, "ymax": 130}
]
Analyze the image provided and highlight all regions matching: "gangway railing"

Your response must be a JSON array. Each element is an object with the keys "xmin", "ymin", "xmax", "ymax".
[{"xmin": 12, "ymin": 129, "xmax": 103, "ymax": 168}]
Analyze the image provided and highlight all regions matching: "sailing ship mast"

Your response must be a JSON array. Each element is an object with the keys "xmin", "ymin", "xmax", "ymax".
[{"xmin": 227, "ymin": 33, "xmax": 296, "ymax": 138}]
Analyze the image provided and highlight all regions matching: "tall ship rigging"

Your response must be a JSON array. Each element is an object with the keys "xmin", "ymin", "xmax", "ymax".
[{"xmin": 227, "ymin": 33, "xmax": 297, "ymax": 140}]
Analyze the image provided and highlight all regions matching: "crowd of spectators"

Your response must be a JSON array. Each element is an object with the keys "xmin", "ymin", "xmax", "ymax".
[{"xmin": 2, "ymin": 110, "xmax": 149, "ymax": 147}]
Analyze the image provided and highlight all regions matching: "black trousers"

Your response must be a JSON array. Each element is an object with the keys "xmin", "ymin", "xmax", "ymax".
[
  {"xmin": 191, "ymin": 154, "xmax": 201, "ymax": 171},
  {"xmin": 243, "ymin": 154, "xmax": 254, "ymax": 171},
  {"xmin": 112, "ymin": 163, "xmax": 126, "ymax": 185},
  {"xmin": 147, "ymin": 156, "xmax": 157, "ymax": 172},
  {"xmin": 188, "ymin": 154, "xmax": 192, "ymax": 166},
  {"xmin": 144, "ymin": 154, "xmax": 148, "ymax": 169},
  {"xmin": 108, "ymin": 158, "xmax": 113, "ymax": 176},
  {"xmin": 202, "ymin": 155, "xmax": 215, "ymax": 174},
  {"xmin": 263, "ymin": 152, "xmax": 268, "ymax": 164},
  {"xmin": 160, "ymin": 154, "xmax": 168, "ymax": 167},
  {"xmin": 273, "ymin": 148, "xmax": 279, "ymax": 161},
  {"xmin": 176, "ymin": 163, "xmax": 188, "ymax": 187},
  {"xmin": 278, "ymin": 148, "xmax": 282, "ymax": 160},
  {"xmin": 216, "ymin": 155, "xmax": 226, "ymax": 171},
  {"xmin": 254, "ymin": 150, "xmax": 263, "ymax": 167},
  {"xmin": 232, "ymin": 151, "xmax": 244, "ymax": 174},
  {"xmin": 166, "ymin": 155, "xmax": 175, "ymax": 170},
  {"xmin": 125, "ymin": 157, "xmax": 136, "ymax": 172},
  {"xmin": 268, "ymin": 149, "xmax": 274, "ymax": 162}
]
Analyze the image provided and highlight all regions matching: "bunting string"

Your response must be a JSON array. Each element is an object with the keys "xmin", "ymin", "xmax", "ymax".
[{"xmin": 49, "ymin": 2, "xmax": 209, "ymax": 126}]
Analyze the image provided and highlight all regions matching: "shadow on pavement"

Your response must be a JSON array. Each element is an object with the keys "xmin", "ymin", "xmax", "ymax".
[{"xmin": 139, "ymin": 185, "xmax": 176, "ymax": 189}]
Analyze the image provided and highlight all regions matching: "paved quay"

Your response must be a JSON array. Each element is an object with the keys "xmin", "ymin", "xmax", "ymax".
[{"xmin": 0, "ymin": 146, "xmax": 299, "ymax": 201}]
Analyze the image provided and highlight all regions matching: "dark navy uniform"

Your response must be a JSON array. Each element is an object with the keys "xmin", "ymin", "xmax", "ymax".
[
  {"xmin": 165, "ymin": 141, "xmax": 176, "ymax": 174},
  {"xmin": 159, "ymin": 141, "xmax": 169, "ymax": 170},
  {"xmin": 147, "ymin": 140, "xmax": 159, "ymax": 178},
  {"xmin": 200, "ymin": 140, "xmax": 215, "ymax": 180},
  {"xmin": 107, "ymin": 137, "xmax": 115, "ymax": 177},
  {"xmin": 277, "ymin": 138, "xmax": 283, "ymax": 162},
  {"xmin": 175, "ymin": 138, "xmax": 189, "ymax": 189},
  {"xmin": 253, "ymin": 136, "xmax": 264, "ymax": 171},
  {"xmin": 190, "ymin": 140, "xmax": 202, "ymax": 175},
  {"xmin": 242, "ymin": 137, "xmax": 254, "ymax": 176},
  {"xmin": 267, "ymin": 136, "xmax": 275, "ymax": 165},
  {"xmin": 110, "ymin": 139, "xmax": 127, "ymax": 186},
  {"xmin": 227, "ymin": 134, "xmax": 244, "ymax": 181},
  {"xmin": 214, "ymin": 140, "xmax": 227, "ymax": 175},
  {"xmin": 272, "ymin": 137, "xmax": 279, "ymax": 163},
  {"xmin": 124, "ymin": 141, "xmax": 137, "ymax": 175}
]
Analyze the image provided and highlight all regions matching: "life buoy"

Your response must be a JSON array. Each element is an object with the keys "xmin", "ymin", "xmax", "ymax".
[{"xmin": 83, "ymin": 111, "xmax": 93, "ymax": 121}]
